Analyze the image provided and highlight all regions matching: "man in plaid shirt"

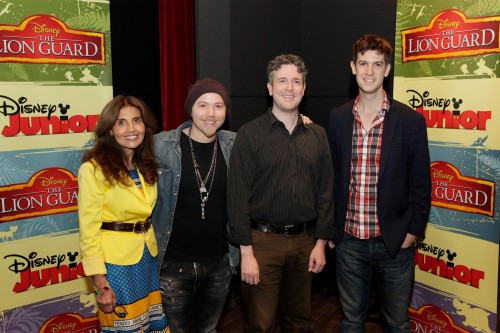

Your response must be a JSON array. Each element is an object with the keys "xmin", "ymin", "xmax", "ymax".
[{"xmin": 327, "ymin": 34, "xmax": 431, "ymax": 332}]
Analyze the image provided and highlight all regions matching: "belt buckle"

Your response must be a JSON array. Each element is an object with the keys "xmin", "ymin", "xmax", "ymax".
[
  {"xmin": 133, "ymin": 221, "xmax": 146, "ymax": 234},
  {"xmin": 283, "ymin": 224, "xmax": 295, "ymax": 236}
]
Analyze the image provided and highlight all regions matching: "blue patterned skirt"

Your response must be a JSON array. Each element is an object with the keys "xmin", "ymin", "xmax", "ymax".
[{"xmin": 99, "ymin": 246, "xmax": 169, "ymax": 333}]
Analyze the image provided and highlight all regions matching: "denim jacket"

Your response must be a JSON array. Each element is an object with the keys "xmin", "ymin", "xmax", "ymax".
[{"xmin": 152, "ymin": 120, "xmax": 239, "ymax": 273}]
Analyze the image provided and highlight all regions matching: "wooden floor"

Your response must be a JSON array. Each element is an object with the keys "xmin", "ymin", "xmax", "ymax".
[
  {"xmin": 216, "ymin": 287, "xmax": 385, "ymax": 333},
  {"xmin": 217, "ymin": 282, "xmax": 500, "ymax": 333}
]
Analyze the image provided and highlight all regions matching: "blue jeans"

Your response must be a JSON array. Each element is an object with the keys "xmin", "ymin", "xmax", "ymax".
[
  {"xmin": 335, "ymin": 234, "xmax": 415, "ymax": 333},
  {"xmin": 159, "ymin": 255, "xmax": 231, "ymax": 333}
]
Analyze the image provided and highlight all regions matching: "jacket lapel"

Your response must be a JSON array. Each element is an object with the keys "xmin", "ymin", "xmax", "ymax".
[
  {"xmin": 379, "ymin": 103, "xmax": 399, "ymax": 179},
  {"xmin": 127, "ymin": 169, "xmax": 151, "ymax": 204},
  {"xmin": 342, "ymin": 104, "xmax": 355, "ymax": 180}
]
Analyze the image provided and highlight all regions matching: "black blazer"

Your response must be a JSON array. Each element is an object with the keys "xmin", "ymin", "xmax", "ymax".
[{"xmin": 328, "ymin": 96, "xmax": 432, "ymax": 257}]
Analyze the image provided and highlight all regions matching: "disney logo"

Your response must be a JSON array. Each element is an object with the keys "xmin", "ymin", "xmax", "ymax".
[
  {"xmin": 30, "ymin": 22, "xmax": 60, "ymax": 37},
  {"xmin": 4, "ymin": 251, "xmax": 66, "ymax": 273},
  {"xmin": 406, "ymin": 90, "xmax": 450, "ymax": 113},
  {"xmin": 417, "ymin": 241, "xmax": 445, "ymax": 261},
  {"xmin": 0, "ymin": 95, "xmax": 58, "ymax": 120},
  {"xmin": 436, "ymin": 19, "xmax": 460, "ymax": 30},
  {"xmin": 48, "ymin": 321, "xmax": 77, "ymax": 333},
  {"xmin": 39, "ymin": 177, "xmax": 69, "ymax": 187},
  {"xmin": 425, "ymin": 310, "xmax": 448, "ymax": 328},
  {"xmin": 431, "ymin": 168, "xmax": 454, "ymax": 182}
]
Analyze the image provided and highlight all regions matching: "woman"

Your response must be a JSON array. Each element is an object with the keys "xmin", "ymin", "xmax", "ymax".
[{"xmin": 78, "ymin": 95, "xmax": 169, "ymax": 333}]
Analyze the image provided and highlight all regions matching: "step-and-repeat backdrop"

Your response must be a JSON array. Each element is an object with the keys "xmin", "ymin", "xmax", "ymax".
[
  {"xmin": 394, "ymin": 1, "xmax": 499, "ymax": 332},
  {"xmin": 0, "ymin": 1, "xmax": 112, "ymax": 332},
  {"xmin": 1, "ymin": 1, "xmax": 498, "ymax": 333}
]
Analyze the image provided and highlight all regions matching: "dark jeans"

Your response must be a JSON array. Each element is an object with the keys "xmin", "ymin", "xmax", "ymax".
[
  {"xmin": 335, "ymin": 234, "xmax": 415, "ymax": 333},
  {"xmin": 242, "ymin": 228, "xmax": 316, "ymax": 333},
  {"xmin": 159, "ymin": 255, "xmax": 231, "ymax": 333}
]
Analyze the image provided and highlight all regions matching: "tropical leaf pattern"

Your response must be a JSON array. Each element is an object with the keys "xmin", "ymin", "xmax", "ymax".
[
  {"xmin": 4, "ymin": 64, "xmax": 29, "ymax": 81},
  {"xmin": 0, "ymin": 155, "xmax": 33, "ymax": 186},
  {"xmin": 65, "ymin": 11, "xmax": 111, "ymax": 32},
  {"xmin": 2, "ymin": 308, "xmax": 45, "ymax": 333}
]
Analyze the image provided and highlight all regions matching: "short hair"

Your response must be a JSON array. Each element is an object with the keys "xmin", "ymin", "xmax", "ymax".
[
  {"xmin": 82, "ymin": 95, "xmax": 158, "ymax": 185},
  {"xmin": 266, "ymin": 54, "xmax": 308, "ymax": 83},
  {"xmin": 352, "ymin": 34, "xmax": 393, "ymax": 64}
]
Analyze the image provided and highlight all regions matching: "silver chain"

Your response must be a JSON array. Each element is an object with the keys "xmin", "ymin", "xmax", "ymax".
[{"xmin": 188, "ymin": 126, "xmax": 217, "ymax": 220}]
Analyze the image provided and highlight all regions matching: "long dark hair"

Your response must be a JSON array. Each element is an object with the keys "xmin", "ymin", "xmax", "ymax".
[{"xmin": 82, "ymin": 95, "xmax": 158, "ymax": 186}]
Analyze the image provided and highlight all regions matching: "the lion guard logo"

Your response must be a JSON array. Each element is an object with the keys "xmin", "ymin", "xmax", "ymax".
[
  {"xmin": 401, "ymin": 9, "xmax": 500, "ymax": 62},
  {"xmin": 0, "ymin": 14, "xmax": 105, "ymax": 65}
]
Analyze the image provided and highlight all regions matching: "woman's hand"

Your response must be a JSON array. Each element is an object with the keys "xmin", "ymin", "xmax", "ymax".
[{"xmin": 93, "ymin": 274, "xmax": 117, "ymax": 313}]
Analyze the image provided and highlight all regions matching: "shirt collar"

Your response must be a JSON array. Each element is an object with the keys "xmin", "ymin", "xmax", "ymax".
[
  {"xmin": 352, "ymin": 91, "xmax": 390, "ymax": 117},
  {"xmin": 265, "ymin": 108, "xmax": 305, "ymax": 130}
]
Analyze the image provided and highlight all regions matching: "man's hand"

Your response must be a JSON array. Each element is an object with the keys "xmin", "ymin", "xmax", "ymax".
[
  {"xmin": 240, "ymin": 245, "xmax": 260, "ymax": 285},
  {"xmin": 301, "ymin": 114, "xmax": 313, "ymax": 125},
  {"xmin": 308, "ymin": 239, "xmax": 327, "ymax": 273},
  {"xmin": 401, "ymin": 233, "xmax": 416, "ymax": 249}
]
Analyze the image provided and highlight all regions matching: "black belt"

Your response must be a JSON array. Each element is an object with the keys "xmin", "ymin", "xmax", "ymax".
[
  {"xmin": 101, "ymin": 217, "xmax": 152, "ymax": 234},
  {"xmin": 250, "ymin": 218, "xmax": 316, "ymax": 236}
]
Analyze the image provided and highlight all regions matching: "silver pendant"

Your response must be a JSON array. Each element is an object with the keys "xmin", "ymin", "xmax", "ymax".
[{"xmin": 200, "ymin": 186, "xmax": 207, "ymax": 193}]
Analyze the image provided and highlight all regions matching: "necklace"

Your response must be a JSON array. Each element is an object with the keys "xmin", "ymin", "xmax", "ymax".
[{"xmin": 188, "ymin": 127, "xmax": 217, "ymax": 220}]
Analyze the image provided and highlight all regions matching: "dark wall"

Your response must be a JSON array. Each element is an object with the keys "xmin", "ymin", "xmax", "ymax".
[
  {"xmin": 110, "ymin": 0, "xmax": 397, "ymax": 132},
  {"xmin": 110, "ymin": 0, "xmax": 162, "ymax": 127},
  {"xmin": 196, "ymin": 0, "xmax": 397, "ymax": 131}
]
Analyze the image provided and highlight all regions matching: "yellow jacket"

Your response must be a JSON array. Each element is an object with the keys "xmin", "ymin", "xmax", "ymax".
[{"xmin": 78, "ymin": 161, "xmax": 158, "ymax": 276}]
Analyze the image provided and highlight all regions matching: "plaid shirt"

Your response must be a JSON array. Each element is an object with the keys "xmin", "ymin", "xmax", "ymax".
[{"xmin": 345, "ymin": 93, "xmax": 389, "ymax": 239}]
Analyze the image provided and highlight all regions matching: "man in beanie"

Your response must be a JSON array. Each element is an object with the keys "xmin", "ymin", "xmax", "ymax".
[
  {"xmin": 153, "ymin": 78, "xmax": 239, "ymax": 333},
  {"xmin": 227, "ymin": 54, "xmax": 339, "ymax": 332}
]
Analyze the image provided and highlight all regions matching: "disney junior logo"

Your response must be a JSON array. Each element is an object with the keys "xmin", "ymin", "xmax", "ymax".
[
  {"xmin": 0, "ymin": 95, "xmax": 99, "ymax": 137},
  {"xmin": 415, "ymin": 240, "xmax": 485, "ymax": 288},
  {"xmin": 406, "ymin": 90, "xmax": 491, "ymax": 130},
  {"xmin": 4, "ymin": 250, "xmax": 85, "ymax": 292}
]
